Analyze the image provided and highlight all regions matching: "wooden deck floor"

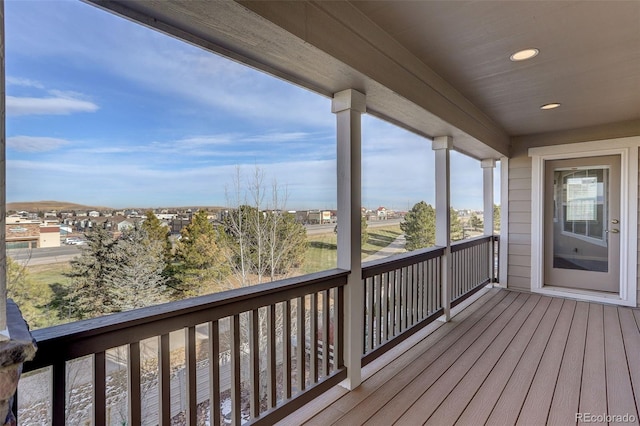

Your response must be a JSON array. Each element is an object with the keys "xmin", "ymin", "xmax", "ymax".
[{"xmin": 280, "ymin": 288, "xmax": 640, "ymax": 426}]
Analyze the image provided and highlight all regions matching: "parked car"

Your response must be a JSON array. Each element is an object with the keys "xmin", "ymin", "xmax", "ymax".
[{"xmin": 64, "ymin": 237, "xmax": 86, "ymax": 245}]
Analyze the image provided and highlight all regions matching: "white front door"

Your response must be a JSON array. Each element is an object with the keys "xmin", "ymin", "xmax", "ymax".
[{"xmin": 544, "ymin": 155, "xmax": 620, "ymax": 292}]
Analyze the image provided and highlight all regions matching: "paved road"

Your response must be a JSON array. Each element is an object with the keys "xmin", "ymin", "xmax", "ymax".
[{"xmin": 8, "ymin": 245, "xmax": 83, "ymax": 266}]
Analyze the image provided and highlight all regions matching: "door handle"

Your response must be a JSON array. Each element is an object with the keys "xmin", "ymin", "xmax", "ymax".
[
  {"xmin": 611, "ymin": 219, "xmax": 619, "ymax": 224},
  {"xmin": 606, "ymin": 229, "xmax": 620, "ymax": 234}
]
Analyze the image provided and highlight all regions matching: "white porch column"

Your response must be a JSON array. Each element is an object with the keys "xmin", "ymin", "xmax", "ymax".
[
  {"xmin": 482, "ymin": 159, "xmax": 496, "ymax": 284},
  {"xmin": 481, "ymin": 159, "xmax": 495, "ymax": 236},
  {"xmin": 499, "ymin": 157, "xmax": 509, "ymax": 287},
  {"xmin": 0, "ymin": 0, "xmax": 7, "ymax": 340},
  {"xmin": 332, "ymin": 89, "xmax": 365, "ymax": 390},
  {"xmin": 433, "ymin": 136, "xmax": 452, "ymax": 321}
]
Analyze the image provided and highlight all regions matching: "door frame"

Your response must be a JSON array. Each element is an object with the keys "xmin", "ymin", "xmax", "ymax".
[{"xmin": 529, "ymin": 136, "xmax": 639, "ymax": 307}]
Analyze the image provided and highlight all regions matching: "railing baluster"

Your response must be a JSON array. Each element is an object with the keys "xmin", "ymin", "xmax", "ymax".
[
  {"xmin": 249, "ymin": 309, "xmax": 260, "ymax": 419},
  {"xmin": 375, "ymin": 274, "xmax": 382, "ymax": 347},
  {"xmin": 94, "ymin": 351, "xmax": 106, "ymax": 425},
  {"xmin": 433, "ymin": 258, "xmax": 438, "ymax": 311},
  {"xmin": 310, "ymin": 293, "xmax": 318, "ymax": 383},
  {"xmin": 230, "ymin": 314, "xmax": 241, "ymax": 426},
  {"xmin": 322, "ymin": 290, "xmax": 330, "ymax": 376},
  {"xmin": 406, "ymin": 265, "xmax": 412, "ymax": 327},
  {"xmin": 458, "ymin": 250, "xmax": 462, "ymax": 297},
  {"xmin": 53, "ymin": 361, "xmax": 65, "ymax": 426},
  {"xmin": 186, "ymin": 326, "xmax": 197, "ymax": 425},
  {"xmin": 415, "ymin": 262, "xmax": 424, "ymax": 322},
  {"xmin": 400, "ymin": 267, "xmax": 406, "ymax": 331},
  {"xmin": 382, "ymin": 272, "xmax": 389, "ymax": 342},
  {"xmin": 393, "ymin": 270, "xmax": 400, "ymax": 336},
  {"xmin": 366, "ymin": 277, "xmax": 374, "ymax": 352},
  {"xmin": 412, "ymin": 263, "xmax": 417, "ymax": 325},
  {"xmin": 159, "ymin": 333, "xmax": 170, "ymax": 426},
  {"xmin": 297, "ymin": 296, "xmax": 306, "ymax": 392},
  {"xmin": 472, "ymin": 245, "xmax": 476, "ymax": 289},
  {"xmin": 267, "ymin": 305, "xmax": 277, "ymax": 408},
  {"xmin": 209, "ymin": 321, "xmax": 221, "ymax": 426},
  {"xmin": 283, "ymin": 300, "xmax": 291, "ymax": 398},
  {"xmin": 423, "ymin": 260, "xmax": 428, "ymax": 316},
  {"xmin": 336, "ymin": 285, "xmax": 344, "ymax": 369},
  {"xmin": 426, "ymin": 259, "xmax": 432, "ymax": 314},
  {"xmin": 128, "ymin": 342, "xmax": 141, "ymax": 425},
  {"xmin": 437, "ymin": 256, "xmax": 442, "ymax": 310}
]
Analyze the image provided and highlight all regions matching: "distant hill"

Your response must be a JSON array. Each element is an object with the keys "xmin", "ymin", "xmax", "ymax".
[
  {"xmin": 6, "ymin": 201, "xmax": 112, "ymax": 212},
  {"xmin": 6, "ymin": 201, "xmax": 230, "ymax": 213}
]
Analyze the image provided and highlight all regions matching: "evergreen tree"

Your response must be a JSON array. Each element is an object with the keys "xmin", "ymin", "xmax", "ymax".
[
  {"xmin": 400, "ymin": 201, "xmax": 436, "ymax": 251},
  {"xmin": 109, "ymin": 226, "xmax": 167, "ymax": 310},
  {"xmin": 400, "ymin": 202, "xmax": 466, "ymax": 248},
  {"xmin": 361, "ymin": 215, "xmax": 369, "ymax": 246},
  {"xmin": 141, "ymin": 210, "xmax": 172, "ymax": 260},
  {"xmin": 66, "ymin": 226, "xmax": 169, "ymax": 319},
  {"xmin": 450, "ymin": 208, "xmax": 464, "ymax": 241},
  {"xmin": 469, "ymin": 213, "xmax": 483, "ymax": 232},
  {"xmin": 66, "ymin": 227, "xmax": 119, "ymax": 319},
  {"xmin": 493, "ymin": 204, "xmax": 501, "ymax": 232},
  {"xmin": 174, "ymin": 210, "xmax": 229, "ymax": 296}
]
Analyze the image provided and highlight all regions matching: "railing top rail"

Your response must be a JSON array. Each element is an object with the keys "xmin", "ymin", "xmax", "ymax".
[
  {"xmin": 450, "ymin": 235, "xmax": 495, "ymax": 252},
  {"xmin": 362, "ymin": 246, "xmax": 445, "ymax": 279},
  {"xmin": 26, "ymin": 269, "xmax": 348, "ymax": 370}
]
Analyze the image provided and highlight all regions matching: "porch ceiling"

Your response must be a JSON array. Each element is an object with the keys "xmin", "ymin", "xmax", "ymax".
[{"xmin": 87, "ymin": 1, "xmax": 640, "ymax": 159}]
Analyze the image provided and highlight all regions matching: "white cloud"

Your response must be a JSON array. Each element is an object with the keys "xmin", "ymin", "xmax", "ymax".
[
  {"xmin": 172, "ymin": 135, "xmax": 236, "ymax": 148},
  {"xmin": 7, "ymin": 95, "xmax": 99, "ymax": 116},
  {"xmin": 6, "ymin": 76, "xmax": 44, "ymax": 89},
  {"xmin": 242, "ymin": 132, "xmax": 315, "ymax": 143},
  {"xmin": 7, "ymin": 136, "xmax": 70, "ymax": 152}
]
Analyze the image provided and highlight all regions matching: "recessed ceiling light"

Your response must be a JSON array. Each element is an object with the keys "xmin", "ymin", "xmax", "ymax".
[
  {"xmin": 540, "ymin": 103, "xmax": 561, "ymax": 110},
  {"xmin": 510, "ymin": 48, "xmax": 539, "ymax": 61}
]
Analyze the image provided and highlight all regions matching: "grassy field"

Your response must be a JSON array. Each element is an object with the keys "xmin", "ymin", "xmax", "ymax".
[
  {"xmin": 28, "ymin": 262, "xmax": 72, "ymax": 288},
  {"xmin": 302, "ymin": 224, "xmax": 403, "ymax": 274}
]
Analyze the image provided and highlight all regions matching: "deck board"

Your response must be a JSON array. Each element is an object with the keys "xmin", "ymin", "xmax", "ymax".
[
  {"xmin": 547, "ymin": 301, "xmax": 590, "ymax": 425},
  {"xmin": 603, "ymin": 305, "xmax": 638, "ymax": 423},
  {"xmin": 361, "ymin": 292, "xmax": 530, "ymax": 425},
  {"xmin": 425, "ymin": 296, "xmax": 558, "ymax": 425},
  {"xmin": 296, "ymin": 290, "xmax": 640, "ymax": 426},
  {"xmin": 579, "ymin": 304, "xmax": 607, "ymax": 421},
  {"xmin": 515, "ymin": 299, "xmax": 576, "ymax": 425},
  {"xmin": 484, "ymin": 297, "xmax": 562, "ymax": 426},
  {"xmin": 399, "ymin": 294, "xmax": 544, "ymax": 425}
]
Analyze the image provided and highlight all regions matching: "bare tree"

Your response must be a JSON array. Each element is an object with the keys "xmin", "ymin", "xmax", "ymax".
[{"xmin": 222, "ymin": 166, "xmax": 306, "ymax": 288}]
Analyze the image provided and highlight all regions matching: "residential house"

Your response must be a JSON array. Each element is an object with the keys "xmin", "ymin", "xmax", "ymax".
[{"xmin": 3, "ymin": 1, "xmax": 639, "ymax": 425}]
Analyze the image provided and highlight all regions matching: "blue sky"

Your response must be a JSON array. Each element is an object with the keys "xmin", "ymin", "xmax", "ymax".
[{"xmin": 5, "ymin": 0, "xmax": 498, "ymax": 211}]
